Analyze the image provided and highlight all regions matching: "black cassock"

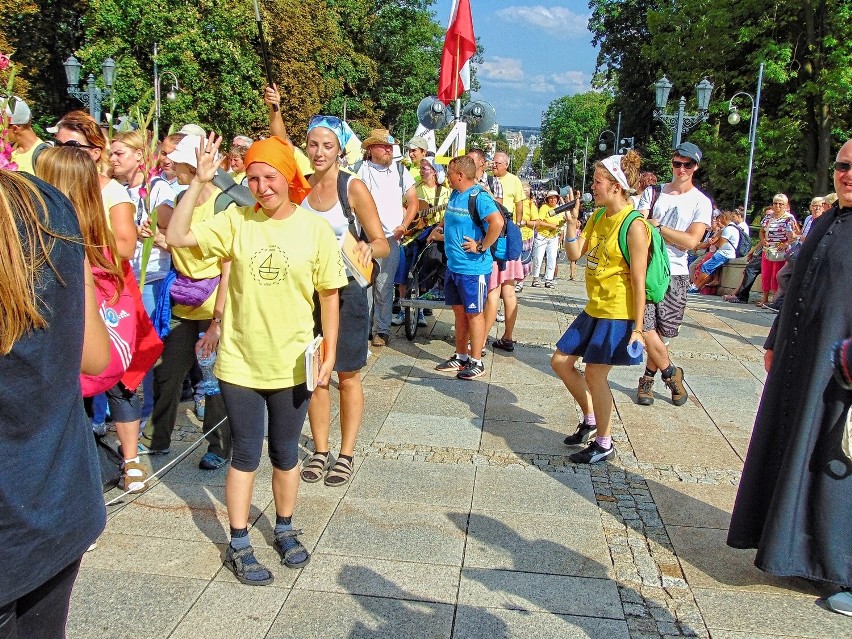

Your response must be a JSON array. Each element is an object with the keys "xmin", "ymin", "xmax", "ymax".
[{"xmin": 728, "ymin": 204, "xmax": 852, "ymax": 588}]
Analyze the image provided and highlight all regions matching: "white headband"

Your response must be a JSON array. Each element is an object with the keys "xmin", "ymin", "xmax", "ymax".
[{"xmin": 601, "ymin": 155, "xmax": 635, "ymax": 194}]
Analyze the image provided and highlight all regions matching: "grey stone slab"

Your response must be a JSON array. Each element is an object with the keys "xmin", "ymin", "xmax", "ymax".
[
  {"xmin": 472, "ymin": 466, "xmax": 599, "ymax": 518},
  {"xmin": 168, "ymin": 581, "xmax": 289, "ymax": 639},
  {"xmin": 709, "ymin": 632, "xmax": 812, "ymax": 639},
  {"xmin": 463, "ymin": 510, "xmax": 612, "ymax": 579},
  {"xmin": 453, "ymin": 606, "xmax": 630, "ymax": 639},
  {"xmin": 267, "ymin": 589, "xmax": 454, "ymax": 638},
  {"xmin": 347, "ymin": 457, "xmax": 475, "ymax": 508},
  {"xmin": 668, "ymin": 526, "xmax": 823, "ymax": 597},
  {"xmin": 108, "ymin": 482, "xmax": 272, "ymax": 544},
  {"xmin": 375, "ymin": 411, "xmax": 483, "ymax": 450},
  {"xmin": 458, "ymin": 568, "xmax": 623, "ymax": 618},
  {"xmin": 316, "ymin": 500, "xmax": 467, "ymax": 565},
  {"xmin": 295, "ymin": 553, "xmax": 461, "ymax": 603},
  {"xmin": 485, "ymin": 383, "xmax": 571, "ymax": 423},
  {"xmin": 81, "ymin": 532, "xmax": 224, "ymax": 581},
  {"xmin": 392, "ymin": 377, "xmax": 488, "ymax": 418},
  {"xmin": 361, "ymin": 354, "xmax": 416, "ymax": 382},
  {"xmin": 693, "ymin": 587, "xmax": 850, "ymax": 638},
  {"xmin": 67, "ymin": 569, "xmax": 207, "ymax": 639},
  {"xmin": 647, "ymin": 479, "xmax": 736, "ymax": 530},
  {"xmin": 481, "ymin": 418, "xmax": 574, "ymax": 456}
]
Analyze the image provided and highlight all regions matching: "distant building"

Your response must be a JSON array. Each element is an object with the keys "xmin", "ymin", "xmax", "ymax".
[{"xmin": 505, "ymin": 131, "xmax": 525, "ymax": 150}]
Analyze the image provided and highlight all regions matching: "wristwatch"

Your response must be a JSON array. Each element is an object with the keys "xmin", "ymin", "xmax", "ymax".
[{"xmin": 476, "ymin": 242, "xmax": 485, "ymax": 253}]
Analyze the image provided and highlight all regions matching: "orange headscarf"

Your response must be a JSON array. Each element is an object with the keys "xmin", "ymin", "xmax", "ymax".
[{"xmin": 244, "ymin": 136, "xmax": 311, "ymax": 205}]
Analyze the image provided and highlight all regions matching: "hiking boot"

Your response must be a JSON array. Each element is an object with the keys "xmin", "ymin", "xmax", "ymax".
[
  {"xmin": 435, "ymin": 354, "xmax": 467, "ymax": 372},
  {"xmin": 563, "ymin": 421, "xmax": 595, "ymax": 446},
  {"xmin": 662, "ymin": 367, "xmax": 688, "ymax": 406},
  {"xmin": 636, "ymin": 375, "xmax": 655, "ymax": 406},
  {"xmin": 569, "ymin": 441, "xmax": 615, "ymax": 464},
  {"xmin": 457, "ymin": 359, "xmax": 485, "ymax": 380}
]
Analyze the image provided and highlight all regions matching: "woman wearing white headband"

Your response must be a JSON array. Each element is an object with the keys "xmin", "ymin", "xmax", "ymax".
[{"xmin": 551, "ymin": 150, "xmax": 650, "ymax": 464}]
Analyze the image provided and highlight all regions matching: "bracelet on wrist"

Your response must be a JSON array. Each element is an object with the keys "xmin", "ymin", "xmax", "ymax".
[
  {"xmin": 632, "ymin": 329, "xmax": 643, "ymax": 334},
  {"xmin": 565, "ymin": 237, "xmax": 578, "ymax": 243}
]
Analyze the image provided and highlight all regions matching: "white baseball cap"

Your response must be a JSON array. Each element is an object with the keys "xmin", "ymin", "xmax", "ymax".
[{"xmin": 4, "ymin": 96, "xmax": 32, "ymax": 125}]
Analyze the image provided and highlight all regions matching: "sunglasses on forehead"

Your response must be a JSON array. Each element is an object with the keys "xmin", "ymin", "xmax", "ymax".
[
  {"xmin": 834, "ymin": 161, "xmax": 852, "ymax": 173},
  {"xmin": 671, "ymin": 160, "xmax": 696, "ymax": 169},
  {"xmin": 55, "ymin": 139, "xmax": 97, "ymax": 150}
]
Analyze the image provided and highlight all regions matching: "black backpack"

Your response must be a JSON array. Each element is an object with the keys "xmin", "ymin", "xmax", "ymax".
[{"xmin": 726, "ymin": 223, "xmax": 751, "ymax": 258}]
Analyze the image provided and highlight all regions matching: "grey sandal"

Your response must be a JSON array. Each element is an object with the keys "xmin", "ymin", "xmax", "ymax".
[
  {"xmin": 300, "ymin": 452, "xmax": 330, "ymax": 483},
  {"xmin": 324, "ymin": 456, "xmax": 354, "ymax": 487},
  {"xmin": 224, "ymin": 544, "xmax": 274, "ymax": 586},
  {"xmin": 273, "ymin": 529, "xmax": 310, "ymax": 569}
]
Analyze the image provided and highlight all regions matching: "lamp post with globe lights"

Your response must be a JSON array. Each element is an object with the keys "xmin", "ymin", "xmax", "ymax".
[
  {"xmin": 63, "ymin": 55, "xmax": 115, "ymax": 123},
  {"xmin": 653, "ymin": 76, "xmax": 714, "ymax": 149},
  {"xmin": 727, "ymin": 63, "xmax": 764, "ymax": 218},
  {"xmin": 153, "ymin": 43, "xmax": 180, "ymax": 143}
]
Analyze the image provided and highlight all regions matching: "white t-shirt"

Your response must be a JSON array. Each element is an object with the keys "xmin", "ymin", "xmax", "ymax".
[
  {"xmin": 638, "ymin": 185, "xmax": 712, "ymax": 276},
  {"xmin": 127, "ymin": 178, "xmax": 175, "ymax": 282},
  {"xmin": 737, "ymin": 221, "xmax": 750, "ymax": 236},
  {"xmin": 356, "ymin": 161, "xmax": 415, "ymax": 237},
  {"xmin": 717, "ymin": 225, "xmax": 739, "ymax": 259}
]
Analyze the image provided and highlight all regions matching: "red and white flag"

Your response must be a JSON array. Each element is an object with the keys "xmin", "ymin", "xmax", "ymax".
[{"xmin": 438, "ymin": 0, "xmax": 476, "ymax": 104}]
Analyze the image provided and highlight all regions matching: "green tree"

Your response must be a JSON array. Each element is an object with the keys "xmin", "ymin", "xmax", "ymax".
[{"xmin": 540, "ymin": 91, "xmax": 611, "ymax": 165}]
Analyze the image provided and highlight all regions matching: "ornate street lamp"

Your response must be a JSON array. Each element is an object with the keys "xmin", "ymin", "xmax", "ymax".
[
  {"xmin": 652, "ymin": 75, "xmax": 714, "ymax": 149},
  {"xmin": 727, "ymin": 63, "xmax": 764, "ymax": 218},
  {"xmin": 153, "ymin": 43, "xmax": 180, "ymax": 143},
  {"xmin": 63, "ymin": 55, "xmax": 115, "ymax": 123}
]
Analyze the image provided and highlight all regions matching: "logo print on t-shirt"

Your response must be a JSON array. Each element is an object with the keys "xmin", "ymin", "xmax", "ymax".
[
  {"xmin": 585, "ymin": 234, "xmax": 611, "ymax": 275},
  {"xmin": 250, "ymin": 246, "xmax": 289, "ymax": 286}
]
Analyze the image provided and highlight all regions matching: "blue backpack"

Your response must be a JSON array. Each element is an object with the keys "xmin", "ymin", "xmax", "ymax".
[{"xmin": 468, "ymin": 190, "xmax": 522, "ymax": 262}]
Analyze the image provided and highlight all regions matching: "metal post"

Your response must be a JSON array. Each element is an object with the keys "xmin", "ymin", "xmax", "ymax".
[
  {"xmin": 86, "ymin": 74, "xmax": 96, "ymax": 120},
  {"xmin": 153, "ymin": 44, "xmax": 160, "ymax": 143},
  {"xmin": 673, "ymin": 96, "xmax": 686, "ymax": 149},
  {"xmin": 581, "ymin": 134, "xmax": 589, "ymax": 194},
  {"xmin": 744, "ymin": 63, "xmax": 764, "ymax": 217},
  {"xmin": 615, "ymin": 111, "xmax": 621, "ymax": 153}
]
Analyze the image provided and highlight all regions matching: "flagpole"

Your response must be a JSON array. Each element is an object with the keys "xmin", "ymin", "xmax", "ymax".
[{"xmin": 253, "ymin": 0, "xmax": 277, "ymax": 112}]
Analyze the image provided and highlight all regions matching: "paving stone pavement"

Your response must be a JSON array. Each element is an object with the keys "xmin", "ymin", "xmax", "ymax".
[{"xmin": 70, "ymin": 267, "xmax": 849, "ymax": 639}]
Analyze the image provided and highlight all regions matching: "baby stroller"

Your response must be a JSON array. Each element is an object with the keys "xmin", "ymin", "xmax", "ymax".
[{"xmin": 399, "ymin": 226, "xmax": 446, "ymax": 340}]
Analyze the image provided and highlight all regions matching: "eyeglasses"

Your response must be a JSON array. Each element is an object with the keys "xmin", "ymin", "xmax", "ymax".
[
  {"xmin": 55, "ymin": 139, "xmax": 97, "ymax": 150},
  {"xmin": 834, "ymin": 161, "xmax": 852, "ymax": 173},
  {"xmin": 671, "ymin": 160, "xmax": 696, "ymax": 169}
]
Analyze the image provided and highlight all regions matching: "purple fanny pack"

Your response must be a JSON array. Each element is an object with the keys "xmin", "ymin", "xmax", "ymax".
[{"xmin": 170, "ymin": 273, "xmax": 220, "ymax": 307}]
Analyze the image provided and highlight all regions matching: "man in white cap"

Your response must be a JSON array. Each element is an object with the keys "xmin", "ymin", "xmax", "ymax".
[
  {"xmin": 635, "ymin": 141, "xmax": 712, "ymax": 407},
  {"xmin": 357, "ymin": 128, "xmax": 418, "ymax": 347},
  {"xmin": 5, "ymin": 97, "xmax": 47, "ymax": 175}
]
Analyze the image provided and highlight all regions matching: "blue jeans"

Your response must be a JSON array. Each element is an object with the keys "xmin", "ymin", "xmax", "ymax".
[
  {"xmin": 140, "ymin": 279, "xmax": 164, "ymax": 419},
  {"xmin": 369, "ymin": 236, "xmax": 401, "ymax": 335}
]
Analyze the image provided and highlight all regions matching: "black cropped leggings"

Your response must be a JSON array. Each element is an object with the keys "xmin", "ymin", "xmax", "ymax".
[{"xmin": 219, "ymin": 380, "xmax": 310, "ymax": 472}]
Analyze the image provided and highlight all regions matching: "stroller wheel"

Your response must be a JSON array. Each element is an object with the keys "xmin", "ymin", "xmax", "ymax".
[{"xmin": 405, "ymin": 276, "xmax": 420, "ymax": 340}]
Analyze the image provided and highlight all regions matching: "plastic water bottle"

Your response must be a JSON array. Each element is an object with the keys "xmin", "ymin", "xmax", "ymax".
[
  {"xmin": 628, "ymin": 339, "xmax": 644, "ymax": 358},
  {"xmin": 197, "ymin": 333, "xmax": 220, "ymax": 396}
]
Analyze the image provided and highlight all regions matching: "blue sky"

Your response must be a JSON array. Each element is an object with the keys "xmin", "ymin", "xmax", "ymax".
[{"xmin": 431, "ymin": 1, "xmax": 599, "ymax": 127}]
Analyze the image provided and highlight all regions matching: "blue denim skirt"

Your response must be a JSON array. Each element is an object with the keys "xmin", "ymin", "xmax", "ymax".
[{"xmin": 556, "ymin": 311, "xmax": 642, "ymax": 366}]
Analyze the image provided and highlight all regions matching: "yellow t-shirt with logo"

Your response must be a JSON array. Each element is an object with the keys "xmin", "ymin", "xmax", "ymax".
[
  {"xmin": 520, "ymin": 200, "xmax": 538, "ymax": 241},
  {"xmin": 192, "ymin": 205, "xmax": 348, "ymax": 389},
  {"xmin": 497, "ymin": 172, "xmax": 524, "ymax": 222},
  {"xmin": 11, "ymin": 138, "xmax": 45, "ymax": 175},
  {"xmin": 415, "ymin": 182, "xmax": 450, "ymax": 226},
  {"xmin": 582, "ymin": 205, "xmax": 651, "ymax": 320},
  {"xmin": 533, "ymin": 203, "xmax": 564, "ymax": 239},
  {"xmin": 171, "ymin": 188, "xmax": 236, "ymax": 321}
]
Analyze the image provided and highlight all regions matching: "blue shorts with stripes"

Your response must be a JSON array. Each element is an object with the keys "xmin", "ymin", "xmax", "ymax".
[{"xmin": 444, "ymin": 269, "xmax": 487, "ymax": 314}]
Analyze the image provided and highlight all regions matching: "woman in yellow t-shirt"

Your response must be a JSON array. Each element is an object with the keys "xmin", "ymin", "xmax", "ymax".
[
  {"xmin": 515, "ymin": 181, "xmax": 538, "ymax": 291},
  {"xmin": 166, "ymin": 134, "xmax": 348, "ymax": 585},
  {"xmin": 551, "ymin": 150, "xmax": 649, "ymax": 465},
  {"xmin": 531, "ymin": 190, "xmax": 564, "ymax": 287}
]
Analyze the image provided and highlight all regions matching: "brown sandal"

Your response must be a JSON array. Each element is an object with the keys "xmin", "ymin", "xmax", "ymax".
[
  {"xmin": 300, "ymin": 452, "xmax": 330, "ymax": 483},
  {"xmin": 324, "ymin": 456, "xmax": 353, "ymax": 487},
  {"xmin": 122, "ymin": 461, "xmax": 148, "ymax": 493}
]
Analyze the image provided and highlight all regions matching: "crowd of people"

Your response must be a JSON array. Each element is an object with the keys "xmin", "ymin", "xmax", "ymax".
[{"xmin": 1, "ymin": 86, "xmax": 849, "ymax": 634}]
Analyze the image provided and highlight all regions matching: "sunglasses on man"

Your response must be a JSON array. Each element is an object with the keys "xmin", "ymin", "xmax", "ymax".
[
  {"xmin": 834, "ymin": 161, "xmax": 852, "ymax": 173},
  {"xmin": 671, "ymin": 160, "xmax": 696, "ymax": 169}
]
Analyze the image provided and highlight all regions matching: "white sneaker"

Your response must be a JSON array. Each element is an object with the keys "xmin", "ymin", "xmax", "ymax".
[
  {"xmin": 496, "ymin": 311, "xmax": 505, "ymax": 323},
  {"xmin": 391, "ymin": 311, "xmax": 405, "ymax": 326}
]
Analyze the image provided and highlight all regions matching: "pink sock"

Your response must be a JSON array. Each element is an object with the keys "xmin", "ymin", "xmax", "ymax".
[
  {"xmin": 595, "ymin": 435, "xmax": 612, "ymax": 449},
  {"xmin": 585, "ymin": 413, "xmax": 596, "ymax": 426}
]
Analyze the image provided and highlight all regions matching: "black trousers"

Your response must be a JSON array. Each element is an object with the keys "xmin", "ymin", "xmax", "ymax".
[
  {"xmin": 736, "ymin": 253, "xmax": 763, "ymax": 302},
  {"xmin": 0, "ymin": 558, "xmax": 81, "ymax": 639},
  {"xmin": 140, "ymin": 316, "xmax": 230, "ymax": 457}
]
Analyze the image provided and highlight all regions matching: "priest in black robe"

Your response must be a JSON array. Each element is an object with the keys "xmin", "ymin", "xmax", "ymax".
[{"xmin": 728, "ymin": 139, "xmax": 852, "ymax": 610}]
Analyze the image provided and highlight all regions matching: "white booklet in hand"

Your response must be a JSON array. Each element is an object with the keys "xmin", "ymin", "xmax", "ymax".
[
  {"xmin": 341, "ymin": 231, "xmax": 374, "ymax": 288},
  {"xmin": 305, "ymin": 335, "xmax": 324, "ymax": 391}
]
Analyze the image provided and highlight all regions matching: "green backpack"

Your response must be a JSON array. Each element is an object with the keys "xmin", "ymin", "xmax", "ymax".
[{"xmin": 592, "ymin": 208, "xmax": 671, "ymax": 303}]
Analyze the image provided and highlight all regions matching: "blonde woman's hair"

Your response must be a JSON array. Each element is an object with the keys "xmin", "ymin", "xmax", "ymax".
[
  {"xmin": 113, "ymin": 129, "xmax": 147, "ymax": 152},
  {"xmin": 0, "ymin": 171, "xmax": 66, "ymax": 354},
  {"xmin": 36, "ymin": 146, "xmax": 124, "ymax": 300},
  {"xmin": 595, "ymin": 149, "xmax": 642, "ymax": 193}
]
